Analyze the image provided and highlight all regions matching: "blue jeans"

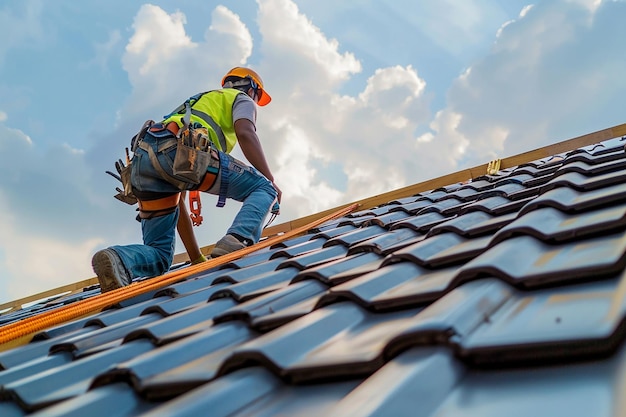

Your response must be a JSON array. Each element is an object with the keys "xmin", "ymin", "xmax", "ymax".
[{"xmin": 111, "ymin": 132, "xmax": 277, "ymax": 279}]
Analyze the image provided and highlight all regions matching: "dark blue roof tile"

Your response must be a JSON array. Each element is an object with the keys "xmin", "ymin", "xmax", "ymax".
[
  {"xmin": 362, "ymin": 210, "xmax": 413, "ymax": 228},
  {"xmin": 458, "ymin": 232, "xmax": 626, "ymax": 287},
  {"xmin": 138, "ymin": 325, "xmax": 259, "ymax": 400},
  {"xmin": 123, "ymin": 298, "xmax": 237, "ymax": 345},
  {"xmin": 319, "ymin": 263, "xmax": 458, "ymax": 310},
  {"xmin": 386, "ymin": 233, "xmax": 492, "ymax": 268},
  {"xmin": 31, "ymin": 383, "xmax": 156, "ymax": 417},
  {"xmin": 389, "ymin": 199, "xmax": 433, "ymax": 214},
  {"xmin": 277, "ymin": 245, "xmax": 349, "ymax": 270},
  {"xmin": 218, "ymin": 249, "xmax": 281, "ymax": 269},
  {"xmin": 269, "ymin": 233, "xmax": 318, "ymax": 249},
  {"xmin": 293, "ymin": 252, "xmax": 384, "ymax": 284},
  {"xmin": 50, "ymin": 313, "xmax": 162, "ymax": 358},
  {"xmin": 144, "ymin": 284, "xmax": 231, "ymax": 316},
  {"xmin": 519, "ymin": 182, "xmax": 626, "ymax": 215},
  {"xmin": 269, "ymin": 238, "xmax": 327, "ymax": 259},
  {"xmin": 492, "ymin": 204, "xmax": 626, "ymax": 244},
  {"xmin": 459, "ymin": 195, "xmax": 535, "ymax": 216},
  {"xmin": 155, "ymin": 276, "xmax": 221, "ymax": 296},
  {"xmin": 391, "ymin": 212, "xmax": 450, "ymax": 233},
  {"xmin": 221, "ymin": 302, "xmax": 422, "ymax": 384},
  {"xmin": 91, "ymin": 322, "xmax": 255, "ymax": 398},
  {"xmin": 558, "ymin": 158, "xmax": 626, "ymax": 177},
  {"xmin": 311, "ymin": 224, "xmax": 358, "ymax": 239},
  {"xmin": 388, "ymin": 195, "xmax": 423, "ymax": 205},
  {"xmin": 416, "ymin": 197, "xmax": 465, "ymax": 214},
  {"xmin": 1, "ymin": 340, "xmax": 153, "ymax": 412},
  {"xmin": 543, "ymin": 169, "xmax": 626, "ymax": 192},
  {"xmin": 212, "ymin": 258, "xmax": 285, "ymax": 284},
  {"xmin": 460, "ymin": 271, "xmax": 626, "ymax": 365},
  {"xmin": 428, "ymin": 211, "xmax": 517, "ymax": 238},
  {"xmin": 564, "ymin": 148, "xmax": 624, "ymax": 164},
  {"xmin": 0, "ymin": 351, "xmax": 73, "ymax": 388},
  {"xmin": 347, "ymin": 205, "xmax": 398, "ymax": 218},
  {"xmin": 210, "ymin": 267, "xmax": 300, "ymax": 302},
  {"xmin": 324, "ymin": 225, "xmax": 387, "ymax": 247},
  {"xmin": 213, "ymin": 280, "xmax": 328, "ymax": 327},
  {"xmin": 435, "ymin": 187, "xmax": 481, "ymax": 202},
  {"xmin": 0, "ymin": 325, "xmax": 102, "ymax": 370},
  {"xmin": 478, "ymin": 182, "xmax": 527, "ymax": 199},
  {"xmin": 348, "ymin": 228, "xmax": 423, "ymax": 255}
]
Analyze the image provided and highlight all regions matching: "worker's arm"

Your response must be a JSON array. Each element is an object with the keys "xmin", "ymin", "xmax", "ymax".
[
  {"xmin": 176, "ymin": 191, "xmax": 205, "ymax": 264},
  {"xmin": 234, "ymin": 118, "xmax": 282, "ymax": 203}
]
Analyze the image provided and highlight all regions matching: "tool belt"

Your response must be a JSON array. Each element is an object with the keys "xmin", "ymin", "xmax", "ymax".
[
  {"xmin": 109, "ymin": 118, "xmax": 229, "ymax": 222},
  {"xmin": 138, "ymin": 122, "xmax": 220, "ymax": 192}
]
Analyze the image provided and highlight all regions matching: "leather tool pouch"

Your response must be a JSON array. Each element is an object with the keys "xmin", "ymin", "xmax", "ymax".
[{"xmin": 173, "ymin": 127, "xmax": 219, "ymax": 184}]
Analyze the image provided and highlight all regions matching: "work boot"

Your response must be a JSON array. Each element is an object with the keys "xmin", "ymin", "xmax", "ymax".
[
  {"xmin": 210, "ymin": 234, "xmax": 247, "ymax": 258},
  {"xmin": 92, "ymin": 248, "xmax": 132, "ymax": 293}
]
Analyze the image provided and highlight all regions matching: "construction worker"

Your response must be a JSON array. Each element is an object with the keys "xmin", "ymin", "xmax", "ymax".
[{"xmin": 92, "ymin": 67, "xmax": 281, "ymax": 292}]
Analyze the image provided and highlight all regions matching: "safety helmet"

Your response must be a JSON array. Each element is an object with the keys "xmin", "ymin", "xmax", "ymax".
[{"xmin": 221, "ymin": 67, "xmax": 272, "ymax": 106}]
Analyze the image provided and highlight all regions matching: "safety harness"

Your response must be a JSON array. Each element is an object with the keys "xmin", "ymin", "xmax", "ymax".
[
  {"xmin": 131, "ymin": 114, "xmax": 226, "ymax": 223},
  {"xmin": 108, "ymin": 90, "xmax": 278, "ymax": 228}
]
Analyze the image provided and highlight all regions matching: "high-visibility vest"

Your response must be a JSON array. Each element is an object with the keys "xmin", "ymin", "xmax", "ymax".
[{"xmin": 162, "ymin": 88, "xmax": 244, "ymax": 153}]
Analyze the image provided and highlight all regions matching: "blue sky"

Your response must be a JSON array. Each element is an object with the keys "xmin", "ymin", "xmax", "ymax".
[{"xmin": 1, "ymin": 0, "xmax": 625, "ymax": 304}]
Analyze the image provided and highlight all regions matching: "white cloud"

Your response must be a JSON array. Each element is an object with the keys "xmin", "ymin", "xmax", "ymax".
[
  {"xmin": 257, "ymin": 0, "xmax": 362, "ymax": 90},
  {"xmin": 207, "ymin": 5, "xmax": 253, "ymax": 64},
  {"xmin": 121, "ymin": 4, "xmax": 254, "ymax": 119},
  {"xmin": 254, "ymin": 0, "xmax": 434, "ymax": 214},
  {"xmin": 418, "ymin": 0, "xmax": 626, "ymax": 167}
]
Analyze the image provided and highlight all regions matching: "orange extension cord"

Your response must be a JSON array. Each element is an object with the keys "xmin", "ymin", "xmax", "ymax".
[{"xmin": 0, "ymin": 203, "xmax": 359, "ymax": 348}]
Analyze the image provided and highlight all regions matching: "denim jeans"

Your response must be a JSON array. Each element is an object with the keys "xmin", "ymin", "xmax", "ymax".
[{"xmin": 111, "ymin": 131, "xmax": 277, "ymax": 279}]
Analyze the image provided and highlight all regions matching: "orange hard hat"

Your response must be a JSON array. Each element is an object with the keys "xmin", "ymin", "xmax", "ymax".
[{"xmin": 221, "ymin": 67, "xmax": 272, "ymax": 106}]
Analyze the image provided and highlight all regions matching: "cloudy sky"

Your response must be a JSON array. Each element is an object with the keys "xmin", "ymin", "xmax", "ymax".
[{"xmin": 1, "ymin": 0, "xmax": 625, "ymax": 305}]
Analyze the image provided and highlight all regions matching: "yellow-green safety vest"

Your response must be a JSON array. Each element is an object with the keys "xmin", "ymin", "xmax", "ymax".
[{"xmin": 162, "ymin": 88, "xmax": 244, "ymax": 153}]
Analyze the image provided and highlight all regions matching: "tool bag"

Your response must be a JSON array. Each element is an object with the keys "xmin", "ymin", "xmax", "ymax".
[{"xmin": 173, "ymin": 126, "xmax": 219, "ymax": 184}]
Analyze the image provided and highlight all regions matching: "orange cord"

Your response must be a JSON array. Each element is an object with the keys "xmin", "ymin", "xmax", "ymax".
[{"xmin": 0, "ymin": 203, "xmax": 359, "ymax": 347}]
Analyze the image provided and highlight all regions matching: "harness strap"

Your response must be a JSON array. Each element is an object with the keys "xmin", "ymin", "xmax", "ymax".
[
  {"xmin": 137, "ymin": 193, "xmax": 180, "ymax": 211},
  {"xmin": 138, "ymin": 140, "xmax": 187, "ymax": 190},
  {"xmin": 149, "ymin": 121, "xmax": 179, "ymax": 136},
  {"xmin": 191, "ymin": 108, "xmax": 228, "ymax": 152},
  {"xmin": 217, "ymin": 152, "xmax": 229, "ymax": 207},
  {"xmin": 195, "ymin": 170, "xmax": 218, "ymax": 192}
]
